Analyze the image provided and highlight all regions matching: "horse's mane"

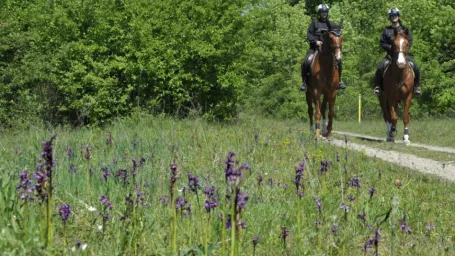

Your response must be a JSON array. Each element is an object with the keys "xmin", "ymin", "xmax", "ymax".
[{"xmin": 393, "ymin": 27, "xmax": 409, "ymax": 39}]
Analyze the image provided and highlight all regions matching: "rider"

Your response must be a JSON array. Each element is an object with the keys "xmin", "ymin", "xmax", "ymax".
[
  {"xmin": 300, "ymin": 4, "xmax": 346, "ymax": 92},
  {"xmin": 373, "ymin": 8, "xmax": 421, "ymax": 96}
]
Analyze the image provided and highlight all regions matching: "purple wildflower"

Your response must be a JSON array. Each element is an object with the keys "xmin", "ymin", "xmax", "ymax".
[
  {"xmin": 348, "ymin": 195, "xmax": 356, "ymax": 202},
  {"xmin": 187, "ymin": 172, "xmax": 200, "ymax": 192},
  {"xmin": 100, "ymin": 195, "xmax": 113, "ymax": 210},
  {"xmin": 280, "ymin": 226, "xmax": 289, "ymax": 240},
  {"xmin": 101, "ymin": 167, "xmax": 111, "ymax": 181},
  {"xmin": 106, "ymin": 132, "xmax": 113, "ymax": 146},
  {"xmin": 331, "ymin": 225, "xmax": 338, "ymax": 233},
  {"xmin": 226, "ymin": 214, "xmax": 232, "ymax": 229},
  {"xmin": 373, "ymin": 229, "xmax": 380, "ymax": 247},
  {"xmin": 170, "ymin": 163, "xmax": 178, "ymax": 199},
  {"xmin": 34, "ymin": 163, "xmax": 47, "ymax": 201},
  {"xmin": 66, "ymin": 147, "xmax": 73, "ymax": 159},
  {"xmin": 58, "ymin": 204, "xmax": 71, "ymax": 224},
  {"xmin": 339, "ymin": 203, "xmax": 350, "ymax": 213},
  {"xmin": 314, "ymin": 197, "xmax": 322, "ymax": 213},
  {"xmin": 139, "ymin": 157, "xmax": 146, "ymax": 167},
  {"xmin": 116, "ymin": 169, "xmax": 128, "ymax": 185},
  {"xmin": 17, "ymin": 169, "xmax": 33, "ymax": 201},
  {"xmin": 257, "ymin": 173, "xmax": 263, "ymax": 186},
  {"xmin": 252, "ymin": 236, "xmax": 259, "ymax": 247},
  {"xmin": 236, "ymin": 192, "xmax": 249, "ymax": 210},
  {"xmin": 83, "ymin": 145, "xmax": 92, "ymax": 160},
  {"xmin": 348, "ymin": 177, "xmax": 361, "ymax": 188},
  {"xmin": 205, "ymin": 200, "xmax": 218, "ymax": 212},
  {"xmin": 203, "ymin": 186, "xmax": 215, "ymax": 198},
  {"xmin": 320, "ymin": 160, "xmax": 330, "ymax": 173},
  {"xmin": 159, "ymin": 195, "xmax": 169, "ymax": 205},
  {"xmin": 237, "ymin": 220, "xmax": 247, "ymax": 229},
  {"xmin": 426, "ymin": 223, "xmax": 436, "ymax": 232},
  {"xmin": 361, "ymin": 238, "xmax": 374, "ymax": 251},
  {"xmin": 369, "ymin": 187, "xmax": 375, "ymax": 198},
  {"xmin": 132, "ymin": 158, "xmax": 137, "ymax": 176},
  {"xmin": 358, "ymin": 212, "xmax": 366, "ymax": 224},
  {"xmin": 315, "ymin": 219, "xmax": 322, "ymax": 229},
  {"xmin": 400, "ymin": 219, "xmax": 412, "ymax": 234},
  {"xmin": 224, "ymin": 152, "xmax": 248, "ymax": 184},
  {"xmin": 294, "ymin": 161, "xmax": 305, "ymax": 190}
]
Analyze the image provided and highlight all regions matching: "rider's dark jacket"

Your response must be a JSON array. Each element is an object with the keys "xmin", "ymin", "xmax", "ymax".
[
  {"xmin": 380, "ymin": 22, "xmax": 413, "ymax": 55},
  {"xmin": 307, "ymin": 18, "xmax": 336, "ymax": 49}
]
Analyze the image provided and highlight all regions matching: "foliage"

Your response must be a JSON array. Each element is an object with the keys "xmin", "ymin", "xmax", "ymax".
[{"xmin": 0, "ymin": 0, "xmax": 454, "ymax": 127}]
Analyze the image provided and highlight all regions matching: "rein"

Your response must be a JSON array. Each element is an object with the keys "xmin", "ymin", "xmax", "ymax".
[{"xmin": 318, "ymin": 33, "xmax": 342, "ymax": 69}]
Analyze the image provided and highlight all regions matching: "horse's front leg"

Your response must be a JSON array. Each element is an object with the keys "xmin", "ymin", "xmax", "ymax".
[
  {"xmin": 313, "ymin": 91, "xmax": 322, "ymax": 139},
  {"xmin": 326, "ymin": 91, "xmax": 337, "ymax": 137},
  {"xmin": 388, "ymin": 101, "xmax": 398, "ymax": 141},
  {"xmin": 403, "ymin": 93, "xmax": 413, "ymax": 144},
  {"xmin": 321, "ymin": 94, "xmax": 329, "ymax": 136},
  {"xmin": 306, "ymin": 90, "xmax": 314, "ymax": 133}
]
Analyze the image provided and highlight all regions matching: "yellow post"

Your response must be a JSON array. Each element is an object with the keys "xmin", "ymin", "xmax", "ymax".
[{"xmin": 358, "ymin": 94, "xmax": 362, "ymax": 123}]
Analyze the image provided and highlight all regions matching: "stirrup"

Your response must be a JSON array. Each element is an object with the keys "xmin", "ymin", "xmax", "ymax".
[
  {"xmin": 299, "ymin": 83, "xmax": 307, "ymax": 92},
  {"xmin": 414, "ymin": 87, "xmax": 422, "ymax": 96},
  {"xmin": 374, "ymin": 86, "xmax": 381, "ymax": 96},
  {"xmin": 337, "ymin": 82, "xmax": 346, "ymax": 90}
]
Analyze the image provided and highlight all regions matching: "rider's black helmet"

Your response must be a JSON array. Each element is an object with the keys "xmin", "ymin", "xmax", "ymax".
[
  {"xmin": 388, "ymin": 8, "xmax": 400, "ymax": 17},
  {"xmin": 318, "ymin": 4, "xmax": 329, "ymax": 13}
]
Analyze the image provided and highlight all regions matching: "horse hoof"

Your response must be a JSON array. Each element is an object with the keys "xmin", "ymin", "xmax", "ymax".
[{"xmin": 403, "ymin": 140, "xmax": 411, "ymax": 145}]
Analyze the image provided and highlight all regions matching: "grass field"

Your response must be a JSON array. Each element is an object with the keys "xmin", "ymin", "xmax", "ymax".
[{"xmin": 1, "ymin": 114, "xmax": 454, "ymax": 255}]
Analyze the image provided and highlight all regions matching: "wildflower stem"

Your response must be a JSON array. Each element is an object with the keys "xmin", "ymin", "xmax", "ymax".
[
  {"xmin": 230, "ymin": 188, "xmax": 237, "ymax": 256},
  {"xmin": 172, "ymin": 205, "xmax": 177, "ymax": 255},
  {"xmin": 46, "ymin": 176, "xmax": 54, "ymax": 248}
]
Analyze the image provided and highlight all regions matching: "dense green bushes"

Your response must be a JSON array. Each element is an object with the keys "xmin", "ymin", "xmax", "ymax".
[{"xmin": 0, "ymin": 0, "xmax": 454, "ymax": 127}]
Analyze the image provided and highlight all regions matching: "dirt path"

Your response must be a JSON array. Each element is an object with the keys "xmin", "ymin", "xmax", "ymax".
[{"xmin": 327, "ymin": 132, "xmax": 455, "ymax": 182}]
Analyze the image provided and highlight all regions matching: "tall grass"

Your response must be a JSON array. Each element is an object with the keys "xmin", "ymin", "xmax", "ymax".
[{"xmin": 0, "ymin": 114, "xmax": 454, "ymax": 255}]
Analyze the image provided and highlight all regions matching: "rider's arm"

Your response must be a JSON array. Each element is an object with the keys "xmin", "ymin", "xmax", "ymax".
[
  {"xmin": 380, "ymin": 29, "xmax": 391, "ymax": 51},
  {"xmin": 407, "ymin": 28, "xmax": 413, "ymax": 49},
  {"xmin": 307, "ymin": 21, "xmax": 317, "ymax": 44}
]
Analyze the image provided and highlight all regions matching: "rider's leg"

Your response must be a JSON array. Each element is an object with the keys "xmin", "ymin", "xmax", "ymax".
[
  {"xmin": 374, "ymin": 57, "xmax": 390, "ymax": 95},
  {"xmin": 337, "ymin": 61, "xmax": 346, "ymax": 90},
  {"xmin": 300, "ymin": 49, "xmax": 315, "ymax": 92},
  {"xmin": 409, "ymin": 59, "xmax": 421, "ymax": 96}
]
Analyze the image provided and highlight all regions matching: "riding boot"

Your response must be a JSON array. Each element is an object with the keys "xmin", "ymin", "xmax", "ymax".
[
  {"xmin": 373, "ymin": 69, "xmax": 382, "ymax": 96},
  {"xmin": 300, "ymin": 61, "xmax": 308, "ymax": 92},
  {"xmin": 413, "ymin": 65, "xmax": 422, "ymax": 96},
  {"xmin": 337, "ymin": 62, "xmax": 346, "ymax": 90}
]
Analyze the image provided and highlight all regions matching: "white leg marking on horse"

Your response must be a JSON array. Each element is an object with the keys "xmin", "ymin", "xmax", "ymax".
[
  {"xmin": 310, "ymin": 125, "xmax": 315, "ymax": 132},
  {"xmin": 322, "ymin": 119, "xmax": 328, "ymax": 135}
]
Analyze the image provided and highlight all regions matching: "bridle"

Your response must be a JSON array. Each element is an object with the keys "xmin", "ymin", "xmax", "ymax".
[{"xmin": 318, "ymin": 31, "xmax": 342, "ymax": 69}]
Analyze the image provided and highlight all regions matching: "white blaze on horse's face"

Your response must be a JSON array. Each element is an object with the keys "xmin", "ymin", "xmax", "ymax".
[
  {"xmin": 396, "ymin": 37, "xmax": 406, "ymax": 68},
  {"xmin": 334, "ymin": 36, "xmax": 342, "ymax": 61}
]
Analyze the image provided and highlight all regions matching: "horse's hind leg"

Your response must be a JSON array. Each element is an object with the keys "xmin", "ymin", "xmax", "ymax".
[
  {"xmin": 388, "ymin": 101, "xmax": 398, "ymax": 141},
  {"xmin": 379, "ymin": 95, "xmax": 393, "ymax": 142},
  {"xmin": 321, "ymin": 94, "xmax": 328, "ymax": 136},
  {"xmin": 402, "ymin": 94, "xmax": 413, "ymax": 144}
]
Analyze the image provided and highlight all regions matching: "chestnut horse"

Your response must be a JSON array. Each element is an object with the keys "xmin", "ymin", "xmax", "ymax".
[
  {"xmin": 304, "ymin": 25, "xmax": 343, "ymax": 139},
  {"xmin": 378, "ymin": 28, "xmax": 414, "ymax": 143}
]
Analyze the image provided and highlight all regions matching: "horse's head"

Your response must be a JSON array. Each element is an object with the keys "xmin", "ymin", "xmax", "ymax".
[
  {"xmin": 322, "ymin": 25, "xmax": 343, "ymax": 65},
  {"xmin": 392, "ymin": 28, "xmax": 410, "ymax": 69}
]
